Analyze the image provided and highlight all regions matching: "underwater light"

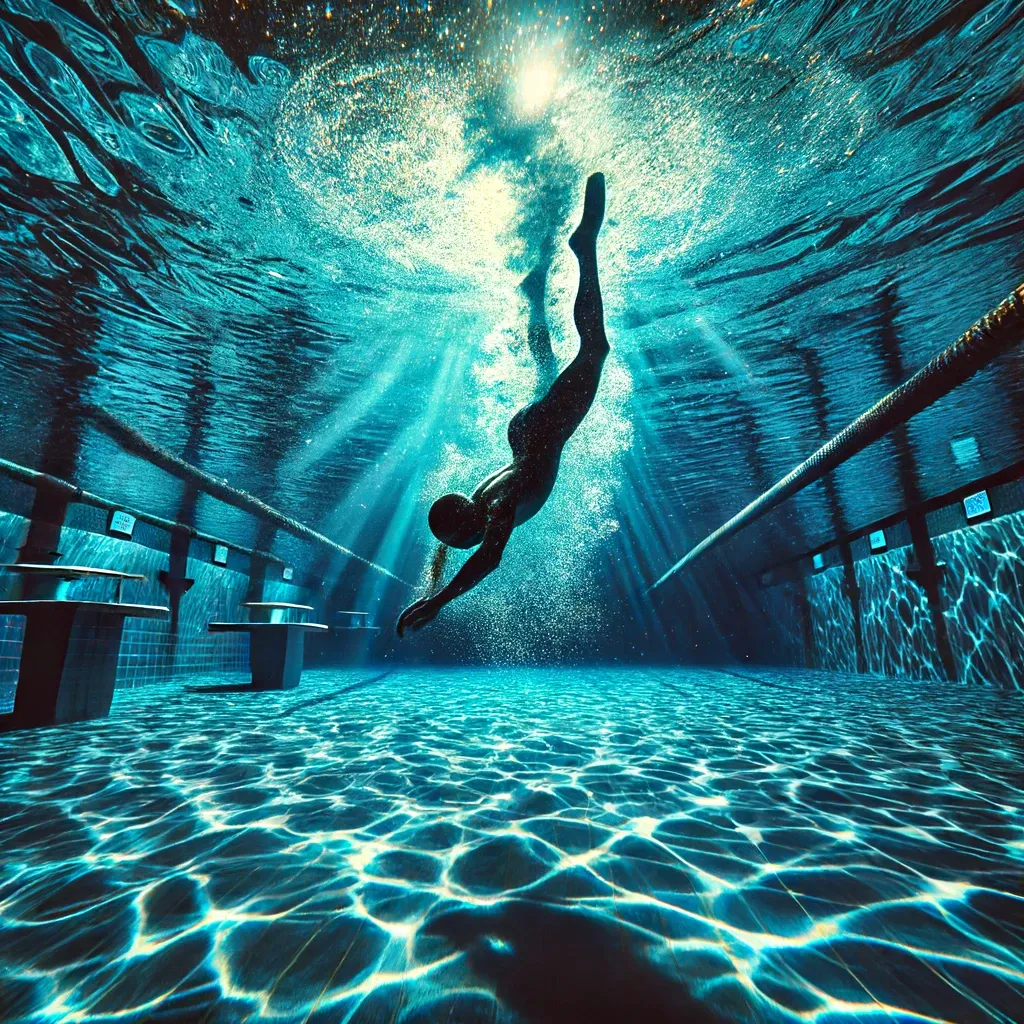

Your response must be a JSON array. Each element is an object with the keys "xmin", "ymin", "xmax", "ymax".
[{"xmin": 517, "ymin": 59, "xmax": 557, "ymax": 115}]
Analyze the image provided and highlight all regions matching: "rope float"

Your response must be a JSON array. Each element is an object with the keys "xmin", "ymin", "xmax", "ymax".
[
  {"xmin": 86, "ymin": 406, "xmax": 412, "ymax": 585},
  {"xmin": 649, "ymin": 282, "xmax": 1024, "ymax": 592}
]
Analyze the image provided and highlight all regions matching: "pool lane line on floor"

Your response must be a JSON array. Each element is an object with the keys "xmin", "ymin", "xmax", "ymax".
[
  {"xmin": 281, "ymin": 670, "xmax": 393, "ymax": 717},
  {"xmin": 184, "ymin": 671, "xmax": 393, "ymax": 705},
  {"xmin": 186, "ymin": 682, "xmax": 267, "ymax": 694},
  {"xmin": 658, "ymin": 668, "xmax": 775, "ymax": 695},
  {"xmin": 712, "ymin": 668, "xmax": 778, "ymax": 687}
]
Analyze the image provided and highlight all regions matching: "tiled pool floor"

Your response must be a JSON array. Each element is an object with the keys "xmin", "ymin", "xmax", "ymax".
[{"xmin": 0, "ymin": 667, "xmax": 1021, "ymax": 1023}]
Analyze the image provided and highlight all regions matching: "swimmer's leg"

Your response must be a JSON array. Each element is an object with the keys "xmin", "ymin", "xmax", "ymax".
[
  {"xmin": 529, "ymin": 173, "xmax": 608, "ymax": 447},
  {"xmin": 568, "ymin": 171, "xmax": 608, "ymax": 358},
  {"xmin": 520, "ymin": 261, "xmax": 557, "ymax": 389}
]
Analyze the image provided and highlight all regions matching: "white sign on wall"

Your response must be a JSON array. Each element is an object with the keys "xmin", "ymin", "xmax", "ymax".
[
  {"xmin": 213, "ymin": 544, "xmax": 229, "ymax": 566},
  {"xmin": 108, "ymin": 510, "xmax": 136, "ymax": 539},
  {"xmin": 869, "ymin": 530, "xmax": 887, "ymax": 552},
  {"xmin": 963, "ymin": 490, "xmax": 992, "ymax": 521},
  {"xmin": 282, "ymin": 566, "xmax": 294, "ymax": 581}
]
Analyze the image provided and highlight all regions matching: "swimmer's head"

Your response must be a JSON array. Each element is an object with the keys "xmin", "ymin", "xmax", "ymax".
[{"xmin": 428, "ymin": 493, "xmax": 486, "ymax": 549}]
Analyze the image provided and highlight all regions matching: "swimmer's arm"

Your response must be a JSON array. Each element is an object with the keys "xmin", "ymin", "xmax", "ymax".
[
  {"xmin": 433, "ymin": 510, "xmax": 514, "ymax": 607},
  {"xmin": 396, "ymin": 511, "xmax": 513, "ymax": 636}
]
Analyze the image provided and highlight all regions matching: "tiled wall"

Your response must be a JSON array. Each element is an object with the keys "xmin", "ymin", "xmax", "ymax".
[
  {"xmin": 857, "ymin": 545, "xmax": 945, "ymax": 682},
  {"xmin": 0, "ymin": 509, "xmax": 318, "ymax": 712},
  {"xmin": 0, "ymin": 511, "xmax": 25, "ymax": 711},
  {"xmin": 168, "ymin": 558, "xmax": 252, "ymax": 678},
  {"xmin": 51, "ymin": 527, "xmax": 259, "ymax": 688},
  {"xmin": 0, "ymin": 616, "xmax": 23, "ymax": 714},
  {"xmin": 263, "ymin": 579, "xmax": 315, "ymax": 606},
  {"xmin": 935, "ymin": 511, "xmax": 1024, "ymax": 688},
  {"xmin": 5, "ymin": 499, "xmax": 1024, "ymax": 694},
  {"xmin": 773, "ymin": 508, "xmax": 1024, "ymax": 688},
  {"xmin": 805, "ymin": 565, "xmax": 858, "ymax": 673}
]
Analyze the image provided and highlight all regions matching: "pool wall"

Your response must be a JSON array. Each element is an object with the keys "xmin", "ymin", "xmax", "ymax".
[
  {"xmin": 3, "ymin": 471, "xmax": 1024, "ymax": 694},
  {"xmin": 0, "ymin": 500, "xmax": 317, "ymax": 710},
  {"xmin": 761, "ymin": 497, "xmax": 1024, "ymax": 688}
]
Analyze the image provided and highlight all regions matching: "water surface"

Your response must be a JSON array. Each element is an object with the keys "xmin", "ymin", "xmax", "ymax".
[{"xmin": 2, "ymin": 0, "xmax": 1023, "ymax": 653}]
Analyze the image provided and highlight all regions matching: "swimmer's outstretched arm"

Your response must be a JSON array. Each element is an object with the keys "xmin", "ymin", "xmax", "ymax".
[{"xmin": 396, "ymin": 511, "xmax": 514, "ymax": 636}]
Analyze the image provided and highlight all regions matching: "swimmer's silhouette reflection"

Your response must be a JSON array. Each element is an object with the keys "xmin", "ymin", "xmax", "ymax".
[{"xmin": 422, "ymin": 900, "xmax": 729, "ymax": 1024}]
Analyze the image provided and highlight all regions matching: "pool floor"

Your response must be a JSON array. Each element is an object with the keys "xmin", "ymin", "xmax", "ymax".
[{"xmin": 0, "ymin": 667, "xmax": 1021, "ymax": 1023}]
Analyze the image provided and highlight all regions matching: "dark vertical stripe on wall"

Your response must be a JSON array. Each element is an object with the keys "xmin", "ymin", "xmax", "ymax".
[
  {"xmin": 875, "ymin": 284, "xmax": 957, "ymax": 680},
  {"xmin": 839, "ymin": 541, "xmax": 866, "ymax": 673},
  {"xmin": 796, "ymin": 346, "xmax": 866, "ymax": 672},
  {"xmin": 18, "ymin": 268, "xmax": 100, "ymax": 567},
  {"xmin": 165, "ymin": 348, "xmax": 216, "ymax": 656},
  {"xmin": 794, "ymin": 571, "xmax": 815, "ymax": 668},
  {"xmin": 247, "ymin": 521, "xmax": 278, "ymax": 604},
  {"xmin": 246, "ymin": 304, "xmax": 325, "ymax": 508},
  {"xmin": 736, "ymin": 403, "xmax": 806, "ymax": 557},
  {"xmin": 907, "ymin": 511, "xmax": 957, "ymax": 680}
]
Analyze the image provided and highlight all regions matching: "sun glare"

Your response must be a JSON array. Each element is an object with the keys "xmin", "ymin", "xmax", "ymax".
[{"xmin": 517, "ymin": 59, "xmax": 557, "ymax": 115}]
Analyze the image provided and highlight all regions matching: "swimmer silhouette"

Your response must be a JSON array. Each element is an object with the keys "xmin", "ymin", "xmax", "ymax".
[{"xmin": 397, "ymin": 172, "xmax": 608, "ymax": 637}]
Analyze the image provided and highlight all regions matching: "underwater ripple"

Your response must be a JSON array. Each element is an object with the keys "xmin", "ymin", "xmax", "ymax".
[{"xmin": 0, "ymin": 667, "xmax": 1022, "ymax": 1023}]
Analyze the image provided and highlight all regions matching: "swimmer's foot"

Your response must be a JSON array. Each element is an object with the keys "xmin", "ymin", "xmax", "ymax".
[{"xmin": 568, "ymin": 172, "xmax": 606, "ymax": 258}]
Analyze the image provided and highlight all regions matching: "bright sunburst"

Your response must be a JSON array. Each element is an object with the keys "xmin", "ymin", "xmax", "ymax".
[{"xmin": 516, "ymin": 58, "xmax": 557, "ymax": 115}]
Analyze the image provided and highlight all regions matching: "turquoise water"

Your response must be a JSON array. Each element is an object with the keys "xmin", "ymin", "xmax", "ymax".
[
  {"xmin": 1, "ymin": 3, "xmax": 1024, "ymax": 1018},
  {"xmin": 1, "ymin": 667, "xmax": 1022, "ymax": 1022},
  {"xmin": 1, "ymin": 0, "xmax": 1024, "ymax": 655}
]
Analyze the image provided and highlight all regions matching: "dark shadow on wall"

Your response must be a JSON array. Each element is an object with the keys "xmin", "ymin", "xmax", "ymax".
[
  {"xmin": 18, "ymin": 266, "xmax": 100, "ymax": 565},
  {"xmin": 872, "ymin": 282, "xmax": 957, "ymax": 680},
  {"xmin": 793, "ymin": 343, "xmax": 866, "ymax": 672},
  {"xmin": 421, "ymin": 900, "xmax": 731, "ymax": 1024}
]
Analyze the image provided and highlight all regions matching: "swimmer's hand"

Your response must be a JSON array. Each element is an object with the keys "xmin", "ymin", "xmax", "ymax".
[{"xmin": 397, "ymin": 598, "xmax": 440, "ymax": 637}]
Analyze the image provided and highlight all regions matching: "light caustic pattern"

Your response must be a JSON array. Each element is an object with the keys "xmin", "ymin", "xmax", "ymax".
[
  {"xmin": 0, "ymin": 668, "xmax": 1022, "ymax": 1023},
  {"xmin": 0, "ymin": 0, "xmax": 926, "ymax": 650}
]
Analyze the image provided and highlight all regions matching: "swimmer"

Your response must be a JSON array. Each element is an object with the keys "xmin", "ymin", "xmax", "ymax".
[{"xmin": 397, "ymin": 172, "xmax": 608, "ymax": 636}]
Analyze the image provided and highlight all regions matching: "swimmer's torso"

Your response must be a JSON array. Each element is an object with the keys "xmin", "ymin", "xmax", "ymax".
[{"xmin": 470, "ymin": 403, "xmax": 565, "ymax": 527}]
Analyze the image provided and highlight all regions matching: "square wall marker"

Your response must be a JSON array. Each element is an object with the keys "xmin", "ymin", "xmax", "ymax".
[
  {"xmin": 108, "ymin": 510, "xmax": 136, "ymax": 540},
  {"xmin": 963, "ymin": 490, "xmax": 992, "ymax": 521}
]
